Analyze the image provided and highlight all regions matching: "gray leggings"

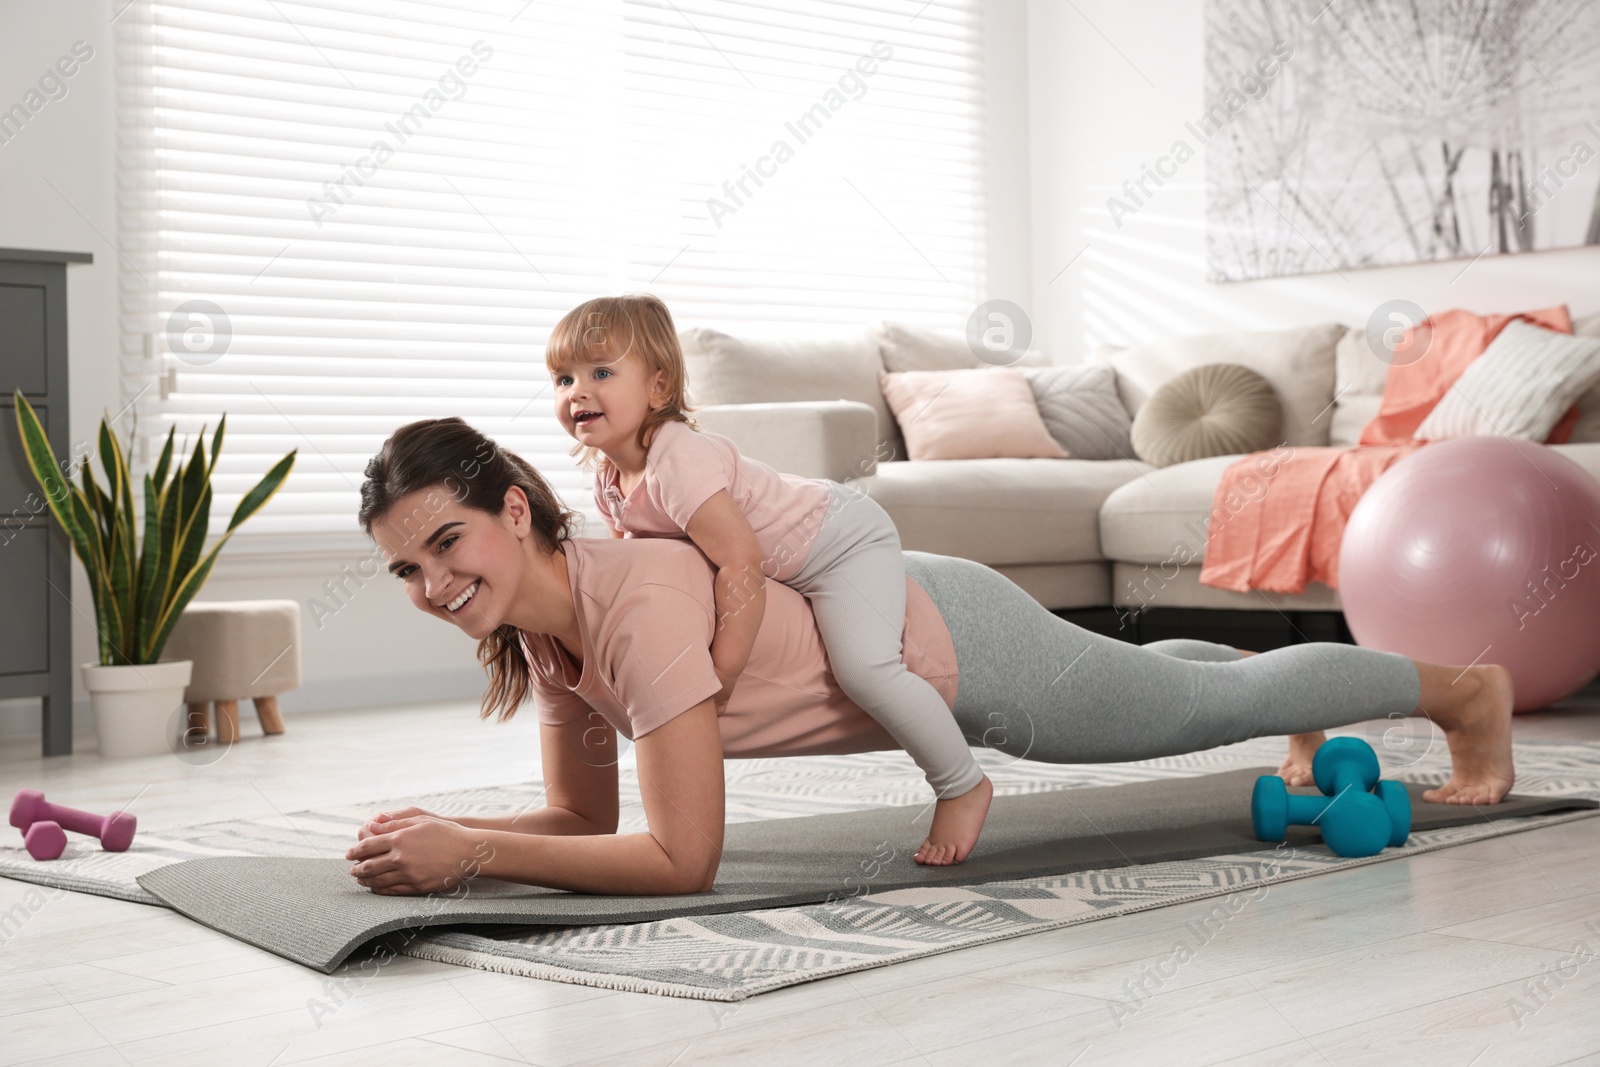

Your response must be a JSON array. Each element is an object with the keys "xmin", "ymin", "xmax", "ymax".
[{"xmin": 900, "ymin": 551, "xmax": 1422, "ymax": 763}]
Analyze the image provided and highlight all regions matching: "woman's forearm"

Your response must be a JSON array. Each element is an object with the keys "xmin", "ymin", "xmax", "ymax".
[
  {"xmin": 452, "ymin": 805, "xmax": 607, "ymax": 837},
  {"xmin": 466, "ymin": 703, "xmax": 727, "ymax": 895},
  {"xmin": 471, "ymin": 826, "xmax": 712, "ymax": 895}
]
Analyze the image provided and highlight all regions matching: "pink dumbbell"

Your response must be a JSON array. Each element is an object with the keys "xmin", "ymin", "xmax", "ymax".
[
  {"xmin": 9, "ymin": 789, "xmax": 137, "ymax": 860},
  {"xmin": 19, "ymin": 821, "xmax": 67, "ymax": 860}
]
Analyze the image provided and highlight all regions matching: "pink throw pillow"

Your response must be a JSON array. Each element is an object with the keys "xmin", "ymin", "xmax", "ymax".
[{"xmin": 878, "ymin": 368, "xmax": 1070, "ymax": 461}]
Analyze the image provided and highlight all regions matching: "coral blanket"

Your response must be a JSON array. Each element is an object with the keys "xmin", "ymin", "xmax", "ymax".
[{"xmin": 1198, "ymin": 305, "xmax": 1575, "ymax": 594}]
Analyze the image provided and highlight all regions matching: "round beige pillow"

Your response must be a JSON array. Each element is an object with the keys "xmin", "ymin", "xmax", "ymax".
[{"xmin": 1130, "ymin": 363, "xmax": 1283, "ymax": 467}]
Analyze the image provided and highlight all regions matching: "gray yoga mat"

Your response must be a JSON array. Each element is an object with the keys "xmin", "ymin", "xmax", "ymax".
[{"xmin": 135, "ymin": 767, "xmax": 1595, "ymax": 974}]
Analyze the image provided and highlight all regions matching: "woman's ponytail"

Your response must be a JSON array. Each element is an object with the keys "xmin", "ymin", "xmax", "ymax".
[{"xmin": 477, "ymin": 625, "xmax": 532, "ymax": 725}]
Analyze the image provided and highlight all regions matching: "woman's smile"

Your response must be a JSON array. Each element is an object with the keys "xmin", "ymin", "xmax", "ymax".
[{"xmin": 442, "ymin": 580, "xmax": 480, "ymax": 615}]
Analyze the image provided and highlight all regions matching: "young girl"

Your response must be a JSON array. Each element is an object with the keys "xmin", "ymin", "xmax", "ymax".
[{"xmin": 546, "ymin": 294, "xmax": 994, "ymax": 865}]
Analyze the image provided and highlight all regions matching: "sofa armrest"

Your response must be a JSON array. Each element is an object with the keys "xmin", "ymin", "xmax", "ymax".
[{"xmin": 694, "ymin": 401, "xmax": 879, "ymax": 483}]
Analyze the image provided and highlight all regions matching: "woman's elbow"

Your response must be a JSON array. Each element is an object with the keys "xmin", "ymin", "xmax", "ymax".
[
  {"xmin": 685, "ymin": 863, "xmax": 718, "ymax": 895},
  {"xmin": 583, "ymin": 803, "xmax": 621, "ymax": 836},
  {"xmin": 665, "ymin": 852, "xmax": 720, "ymax": 895},
  {"xmin": 697, "ymin": 849, "xmax": 722, "ymax": 891},
  {"xmin": 578, "ymin": 814, "xmax": 620, "ymax": 836}
]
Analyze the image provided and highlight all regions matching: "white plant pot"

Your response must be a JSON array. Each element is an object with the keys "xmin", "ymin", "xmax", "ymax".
[{"xmin": 82, "ymin": 660, "xmax": 193, "ymax": 759}]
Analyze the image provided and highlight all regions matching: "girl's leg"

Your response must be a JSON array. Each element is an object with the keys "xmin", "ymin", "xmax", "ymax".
[
  {"xmin": 904, "ymin": 551, "xmax": 1514, "ymax": 803},
  {"xmin": 791, "ymin": 492, "xmax": 991, "ymax": 864}
]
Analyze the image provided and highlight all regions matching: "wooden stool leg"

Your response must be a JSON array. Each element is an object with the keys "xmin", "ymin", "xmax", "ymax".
[
  {"xmin": 186, "ymin": 702, "xmax": 211, "ymax": 738},
  {"xmin": 215, "ymin": 700, "xmax": 240, "ymax": 744},
  {"xmin": 254, "ymin": 695, "xmax": 285, "ymax": 735}
]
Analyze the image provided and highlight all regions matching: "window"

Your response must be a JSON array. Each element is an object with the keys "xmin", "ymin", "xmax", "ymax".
[{"xmin": 116, "ymin": 0, "xmax": 986, "ymax": 549}]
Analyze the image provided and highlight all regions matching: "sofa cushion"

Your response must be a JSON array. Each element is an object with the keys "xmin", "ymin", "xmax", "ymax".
[
  {"xmin": 1020, "ymin": 363, "xmax": 1135, "ymax": 461},
  {"xmin": 1130, "ymin": 363, "xmax": 1283, "ymax": 467},
  {"xmin": 1413, "ymin": 320, "xmax": 1600, "ymax": 442},
  {"xmin": 1093, "ymin": 322, "xmax": 1342, "ymax": 448},
  {"xmin": 1334, "ymin": 323, "xmax": 1393, "ymax": 395},
  {"xmin": 1330, "ymin": 395, "xmax": 1382, "ymax": 449},
  {"xmin": 679, "ymin": 327, "xmax": 903, "ymax": 458},
  {"xmin": 866, "ymin": 457, "xmax": 1153, "ymax": 566},
  {"xmin": 1330, "ymin": 325, "xmax": 1389, "ymax": 447},
  {"xmin": 878, "ymin": 368, "xmax": 1068, "ymax": 461},
  {"xmin": 1098, "ymin": 453, "xmax": 1246, "ymax": 566},
  {"xmin": 871, "ymin": 320, "xmax": 1051, "ymax": 374},
  {"xmin": 1569, "ymin": 311, "xmax": 1600, "ymax": 443}
]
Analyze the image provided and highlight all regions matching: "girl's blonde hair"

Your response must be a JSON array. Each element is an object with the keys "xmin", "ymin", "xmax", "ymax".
[{"xmin": 546, "ymin": 293, "xmax": 697, "ymax": 472}]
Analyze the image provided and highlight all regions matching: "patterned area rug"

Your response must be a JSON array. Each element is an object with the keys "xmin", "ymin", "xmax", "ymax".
[{"xmin": 2, "ymin": 733, "xmax": 1596, "ymax": 1000}]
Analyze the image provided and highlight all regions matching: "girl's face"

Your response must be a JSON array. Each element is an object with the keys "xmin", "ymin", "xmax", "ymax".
[
  {"xmin": 372, "ymin": 485, "xmax": 531, "ymax": 641},
  {"xmin": 551, "ymin": 348, "xmax": 667, "ymax": 455}
]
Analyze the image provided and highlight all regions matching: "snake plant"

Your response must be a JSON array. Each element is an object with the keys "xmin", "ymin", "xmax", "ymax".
[{"xmin": 12, "ymin": 389, "xmax": 296, "ymax": 667}]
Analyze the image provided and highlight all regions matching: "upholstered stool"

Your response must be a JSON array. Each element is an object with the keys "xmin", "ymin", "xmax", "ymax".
[{"xmin": 162, "ymin": 600, "xmax": 301, "ymax": 743}]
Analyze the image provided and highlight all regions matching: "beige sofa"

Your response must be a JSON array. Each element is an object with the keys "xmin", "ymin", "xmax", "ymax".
[{"xmin": 683, "ymin": 314, "xmax": 1600, "ymax": 616}]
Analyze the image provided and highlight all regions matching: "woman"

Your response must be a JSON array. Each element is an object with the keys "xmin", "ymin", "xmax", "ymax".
[{"xmin": 345, "ymin": 418, "xmax": 1516, "ymax": 896}]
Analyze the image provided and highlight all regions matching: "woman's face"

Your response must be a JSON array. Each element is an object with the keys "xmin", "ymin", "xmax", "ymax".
[{"xmin": 372, "ymin": 484, "xmax": 532, "ymax": 641}]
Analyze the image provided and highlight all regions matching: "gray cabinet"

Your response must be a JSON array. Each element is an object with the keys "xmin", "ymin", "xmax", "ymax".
[{"xmin": 0, "ymin": 248, "xmax": 92, "ymax": 756}]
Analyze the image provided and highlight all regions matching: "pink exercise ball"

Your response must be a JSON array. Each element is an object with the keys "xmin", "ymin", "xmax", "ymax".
[{"xmin": 1339, "ymin": 436, "xmax": 1600, "ymax": 713}]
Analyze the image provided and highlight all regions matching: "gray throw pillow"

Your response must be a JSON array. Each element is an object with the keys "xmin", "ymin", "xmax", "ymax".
[
  {"xmin": 1130, "ymin": 363, "xmax": 1283, "ymax": 467},
  {"xmin": 1020, "ymin": 364, "xmax": 1136, "ymax": 461}
]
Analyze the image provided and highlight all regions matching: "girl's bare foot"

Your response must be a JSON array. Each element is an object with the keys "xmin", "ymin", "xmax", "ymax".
[
  {"xmin": 1421, "ymin": 663, "xmax": 1515, "ymax": 804},
  {"xmin": 915, "ymin": 773, "xmax": 993, "ymax": 866},
  {"xmin": 1277, "ymin": 731, "xmax": 1326, "ymax": 786}
]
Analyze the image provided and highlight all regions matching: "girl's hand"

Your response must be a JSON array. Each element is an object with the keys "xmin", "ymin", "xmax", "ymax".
[
  {"xmin": 356, "ymin": 806, "xmax": 439, "ymax": 841},
  {"xmin": 345, "ymin": 815, "xmax": 490, "ymax": 896},
  {"xmin": 712, "ymin": 668, "xmax": 738, "ymax": 713}
]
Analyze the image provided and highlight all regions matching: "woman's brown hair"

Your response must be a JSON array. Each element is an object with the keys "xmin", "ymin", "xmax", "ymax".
[
  {"xmin": 546, "ymin": 293, "xmax": 696, "ymax": 472},
  {"xmin": 358, "ymin": 416, "xmax": 577, "ymax": 724}
]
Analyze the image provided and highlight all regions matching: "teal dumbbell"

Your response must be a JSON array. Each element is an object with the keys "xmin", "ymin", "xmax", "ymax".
[{"xmin": 1251, "ymin": 737, "xmax": 1410, "ymax": 857}]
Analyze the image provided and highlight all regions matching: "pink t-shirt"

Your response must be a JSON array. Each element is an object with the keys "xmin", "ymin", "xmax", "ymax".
[
  {"xmin": 518, "ymin": 537, "xmax": 959, "ymax": 757},
  {"xmin": 594, "ymin": 420, "xmax": 832, "ymax": 582}
]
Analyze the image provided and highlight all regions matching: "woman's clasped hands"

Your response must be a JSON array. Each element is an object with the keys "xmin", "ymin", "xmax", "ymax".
[{"xmin": 345, "ymin": 806, "xmax": 495, "ymax": 896}]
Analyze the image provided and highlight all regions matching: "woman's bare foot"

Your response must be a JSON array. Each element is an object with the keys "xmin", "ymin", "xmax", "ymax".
[
  {"xmin": 915, "ymin": 773, "xmax": 993, "ymax": 866},
  {"xmin": 1420, "ymin": 662, "xmax": 1515, "ymax": 804},
  {"xmin": 1277, "ymin": 731, "xmax": 1326, "ymax": 786}
]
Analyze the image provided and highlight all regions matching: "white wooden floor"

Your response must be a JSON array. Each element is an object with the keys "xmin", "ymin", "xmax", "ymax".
[{"xmin": 3, "ymin": 689, "xmax": 1599, "ymax": 1067}]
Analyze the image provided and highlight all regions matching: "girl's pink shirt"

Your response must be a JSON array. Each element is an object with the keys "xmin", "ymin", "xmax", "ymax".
[
  {"xmin": 518, "ymin": 537, "xmax": 959, "ymax": 757},
  {"xmin": 593, "ymin": 420, "xmax": 832, "ymax": 581}
]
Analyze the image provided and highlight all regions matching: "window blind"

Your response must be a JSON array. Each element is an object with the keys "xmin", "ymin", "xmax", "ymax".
[{"xmin": 115, "ymin": 0, "xmax": 986, "ymax": 550}]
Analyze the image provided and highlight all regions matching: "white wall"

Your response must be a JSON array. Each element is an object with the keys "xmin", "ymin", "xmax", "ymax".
[
  {"xmin": 982, "ymin": 0, "xmax": 1034, "ymax": 320},
  {"xmin": 0, "ymin": 1, "xmax": 1035, "ymax": 742},
  {"xmin": 1024, "ymin": 0, "xmax": 1600, "ymax": 363},
  {"xmin": 1, "ymin": 3, "xmax": 127, "ymax": 741}
]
